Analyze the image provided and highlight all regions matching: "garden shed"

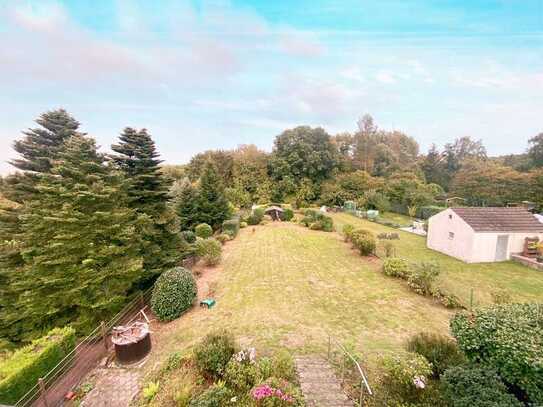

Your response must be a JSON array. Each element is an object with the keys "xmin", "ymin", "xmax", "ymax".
[
  {"xmin": 264, "ymin": 206, "xmax": 284, "ymax": 221},
  {"xmin": 427, "ymin": 207, "xmax": 543, "ymax": 263}
]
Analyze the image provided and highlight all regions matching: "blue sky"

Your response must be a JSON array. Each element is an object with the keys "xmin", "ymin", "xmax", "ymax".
[{"xmin": 0, "ymin": 0, "xmax": 541, "ymax": 174}]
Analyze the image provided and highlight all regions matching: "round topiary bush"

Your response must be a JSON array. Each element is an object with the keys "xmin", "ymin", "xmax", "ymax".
[
  {"xmin": 216, "ymin": 233, "xmax": 231, "ymax": 245},
  {"xmin": 151, "ymin": 267, "xmax": 197, "ymax": 321},
  {"xmin": 195, "ymin": 223, "xmax": 213, "ymax": 239},
  {"xmin": 240, "ymin": 221, "xmax": 248, "ymax": 228},
  {"xmin": 181, "ymin": 230, "xmax": 196, "ymax": 243},
  {"xmin": 196, "ymin": 238, "xmax": 222, "ymax": 266}
]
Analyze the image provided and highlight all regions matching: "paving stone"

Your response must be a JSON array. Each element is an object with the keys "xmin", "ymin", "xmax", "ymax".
[
  {"xmin": 295, "ymin": 356, "xmax": 354, "ymax": 407},
  {"xmin": 81, "ymin": 368, "xmax": 141, "ymax": 407}
]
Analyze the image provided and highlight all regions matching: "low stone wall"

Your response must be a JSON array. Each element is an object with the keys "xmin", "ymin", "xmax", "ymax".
[{"xmin": 511, "ymin": 254, "xmax": 543, "ymax": 272}]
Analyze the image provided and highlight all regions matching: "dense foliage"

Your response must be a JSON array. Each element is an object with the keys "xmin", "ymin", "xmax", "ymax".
[
  {"xmin": 441, "ymin": 366, "xmax": 522, "ymax": 407},
  {"xmin": 450, "ymin": 303, "xmax": 543, "ymax": 404},
  {"xmin": 2, "ymin": 135, "xmax": 148, "ymax": 340},
  {"xmin": 111, "ymin": 127, "xmax": 184, "ymax": 280},
  {"xmin": 151, "ymin": 267, "xmax": 197, "ymax": 321},
  {"xmin": 194, "ymin": 331, "xmax": 237, "ymax": 379},
  {"xmin": 382, "ymin": 258, "xmax": 410, "ymax": 278},
  {"xmin": 406, "ymin": 332, "xmax": 465, "ymax": 378},
  {"xmin": 0, "ymin": 327, "xmax": 75, "ymax": 404}
]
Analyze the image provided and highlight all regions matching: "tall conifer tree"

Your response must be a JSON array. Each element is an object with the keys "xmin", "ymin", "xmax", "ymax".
[
  {"xmin": 0, "ymin": 109, "xmax": 82, "ymax": 341},
  {"xmin": 195, "ymin": 161, "xmax": 231, "ymax": 229},
  {"xmin": 111, "ymin": 128, "xmax": 184, "ymax": 277},
  {"xmin": 12, "ymin": 135, "xmax": 146, "ymax": 339}
]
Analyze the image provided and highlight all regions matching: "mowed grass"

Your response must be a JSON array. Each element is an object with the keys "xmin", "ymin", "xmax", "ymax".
[
  {"xmin": 148, "ymin": 222, "xmax": 452, "ymax": 376},
  {"xmin": 331, "ymin": 212, "xmax": 543, "ymax": 306}
]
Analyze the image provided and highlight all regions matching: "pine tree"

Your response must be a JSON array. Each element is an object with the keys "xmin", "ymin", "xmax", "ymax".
[
  {"xmin": 173, "ymin": 177, "xmax": 200, "ymax": 230},
  {"xmin": 195, "ymin": 161, "xmax": 231, "ymax": 230},
  {"xmin": 10, "ymin": 108, "xmax": 80, "ymax": 173},
  {"xmin": 111, "ymin": 128, "xmax": 184, "ymax": 277},
  {"xmin": 0, "ymin": 109, "xmax": 82, "ymax": 342},
  {"xmin": 2, "ymin": 109, "xmax": 80, "ymax": 204},
  {"xmin": 11, "ymin": 135, "xmax": 147, "ymax": 339}
]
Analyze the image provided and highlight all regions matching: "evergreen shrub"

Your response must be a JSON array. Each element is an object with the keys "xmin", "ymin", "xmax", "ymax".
[
  {"xmin": 151, "ymin": 267, "xmax": 197, "ymax": 321},
  {"xmin": 195, "ymin": 223, "xmax": 213, "ymax": 239}
]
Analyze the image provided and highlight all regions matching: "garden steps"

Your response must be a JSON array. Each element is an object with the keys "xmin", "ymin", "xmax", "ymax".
[{"xmin": 295, "ymin": 356, "xmax": 354, "ymax": 407}]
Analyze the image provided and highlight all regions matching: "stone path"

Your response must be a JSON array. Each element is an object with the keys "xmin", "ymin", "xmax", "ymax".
[
  {"xmin": 81, "ymin": 368, "xmax": 140, "ymax": 407},
  {"xmin": 295, "ymin": 356, "xmax": 354, "ymax": 407}
]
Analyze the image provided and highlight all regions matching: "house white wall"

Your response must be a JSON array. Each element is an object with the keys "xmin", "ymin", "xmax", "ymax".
[
  {"xmin": 428, "ymin": 209, "xmax": 543, "ymax": 263},
  {"xmin": 427, "ymin": 208, "xmax": 474, "ymax": 262}
]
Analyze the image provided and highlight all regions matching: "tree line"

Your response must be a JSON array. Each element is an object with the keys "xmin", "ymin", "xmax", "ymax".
[
  {"xmin": 0, "ymin": 109, "xmax": 229, "ymax": 343},
  {"xmin": 173, "ymin": 114, "xmax": 543, "ymax": 212}
]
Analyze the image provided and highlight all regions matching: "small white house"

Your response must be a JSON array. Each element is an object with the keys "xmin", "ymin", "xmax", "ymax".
[{"xmin": 427, "ymin": 207, "xmax": 543, "ymax": 263}]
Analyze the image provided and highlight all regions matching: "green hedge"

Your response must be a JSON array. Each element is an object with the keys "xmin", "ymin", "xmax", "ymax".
[
  {"xmin": 151, "ymin": 267, "xmax": 197, "ymax": 321},
  {"xmin": 222, "ymin": 219, "xmax": 240, "ymax": 238},
  {"xmin": 0, "ymin": 327, "xmax": 76, "ymax": 404}
]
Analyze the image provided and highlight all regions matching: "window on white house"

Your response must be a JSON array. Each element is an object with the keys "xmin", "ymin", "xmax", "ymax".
[{"xmin": 449, "ymin": 232, "xmax": 454, "ymax": 239}]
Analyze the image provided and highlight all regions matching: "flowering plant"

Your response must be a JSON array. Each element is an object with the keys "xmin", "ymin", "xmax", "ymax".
[
  {"xmin": 234, "ymin": 347, "xmax": 256, "ymax": 364},
  {"xmin": 252, "ymin": 384, "xmax": 293, "ymax": 403}
]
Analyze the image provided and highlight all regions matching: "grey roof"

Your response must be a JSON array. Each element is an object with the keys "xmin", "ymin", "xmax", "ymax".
[
  {"xmin": 265, "ymin": 206, "xmax": 284, "ymax": 212},
  {"xmin": 451, "ymin": 207, "xmax": 543, "ymax": 233}
]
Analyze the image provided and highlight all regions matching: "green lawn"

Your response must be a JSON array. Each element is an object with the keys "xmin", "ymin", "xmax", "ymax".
[
  {"xmin": 331, "ymin": 212, "xmax": 543, "ymax": 307},
  {"xmin": 148, "ymin": 222, "xmax": 452, "ymax": 378}
]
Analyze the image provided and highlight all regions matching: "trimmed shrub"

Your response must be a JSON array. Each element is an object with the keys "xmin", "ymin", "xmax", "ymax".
[
  {"xmin": 282, "ymin": 208, "xmax": 294, "ymax": 221},
  {"xmin": 151, "ymin": 267, "xmax": 197, "ymax": 321},
  {"xmin": 195, "ymin": 238, "xmax": 222, "ymax": 266},
  {"xmin": 407, "ymin": 261, "xmax": 440, "ymax": 295},
  {"xmin": 450, "ymin": 303, "xmax": 543, "ymax": 404},
  {"xmin": 240, "ymin": 221, "xmax": 248, "ymax": 228},
  {"xmin": 342, "ymin": 224, "xmax": 354, "ymax": 242},
  {"xmin": 222, "ymin": 218, "xmax": 240, "ymax": 238},
  {"xmin": 181, "ymin": 230, "xmax": 197, "ymax": 244},
  {"xmin": 351, "ymin": 229, "xmax": 376, "ymax": 256},
  {"xmin": 382, "ymin": 258, "xmax": 410, "ymax": 279},
  {"xmin": 320, "ymin": 215, "xmax": 333, "ymax": 232},
  {"xmin": 406, "ymin": 332, "xmax": 466, "ymax": 378},
  {"xmin": 195, "ymin": 223, "xmax": 213, "ymax": 239},
  {"xmin": 0, "ymin": 327, "xmax": 76, "ymax": 404},
  {"xmin": 216, "ymin": 233, "xmax": 230, "ymax": 245},
  {"xmin": 380, "ymin": 352, "xmax": 433, "ymax": 405},
  {"xmin": 189, "ymin": 383, "xmax": 232, "ymax": 407},
  {"xmin": 270, "ymin": 350, "xmax": 296, "ymax": 381},
  {"xmin": 441, "ymin": 366, "xmax": 522, "ymax": 407},
  {"xmin": 194, "ymin": 331, "xmax": 237, "ymax": 379}
]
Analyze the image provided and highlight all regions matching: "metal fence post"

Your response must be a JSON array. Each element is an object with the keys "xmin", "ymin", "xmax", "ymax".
[
  {"xmin": 101, "ymin": 321, "xmax": 108, "ymax": 350},
  {"xmin": 38, "ymin": 378, "xmax": 49, "ymax": 407}
]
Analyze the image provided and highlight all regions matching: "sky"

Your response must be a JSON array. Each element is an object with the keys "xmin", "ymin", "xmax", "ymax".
[{"xmin": 0, "ymin": 0, "xmax": 542, "ymax": 174}]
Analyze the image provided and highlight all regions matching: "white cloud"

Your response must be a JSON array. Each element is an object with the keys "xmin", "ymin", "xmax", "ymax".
[{"xmin": 375, "ymin": 71, "xmax": 397, "ymax": 84}]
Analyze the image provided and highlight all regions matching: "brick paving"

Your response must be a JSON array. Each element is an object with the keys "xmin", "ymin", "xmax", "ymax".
[
  {"xmin": 81, "ymin": 368, "xmax": 141, "ymax": 407},
  {"xmin": 295, "ymin": 356, "xmax": 354, "ymax": 407}
]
